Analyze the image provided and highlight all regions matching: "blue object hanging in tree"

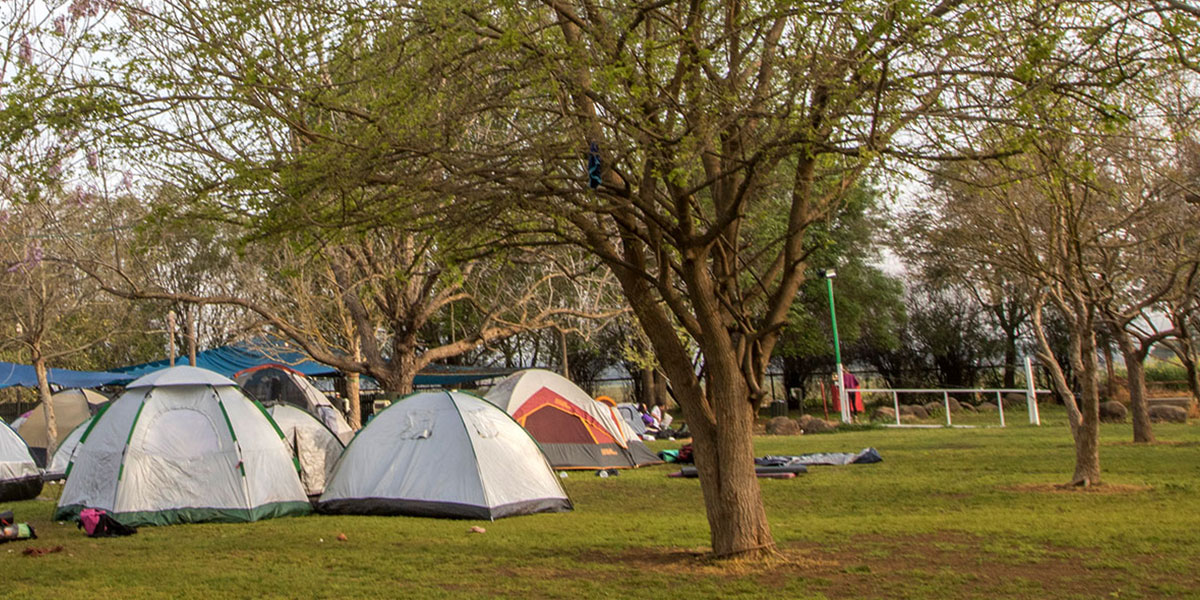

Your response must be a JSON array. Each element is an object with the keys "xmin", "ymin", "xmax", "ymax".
[{"xmin": 587, "ymin": 141, "xmax": 602, "ymax": 190}]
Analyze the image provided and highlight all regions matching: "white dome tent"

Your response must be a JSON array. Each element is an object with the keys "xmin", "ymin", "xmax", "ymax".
[
  {"xmin": 318, "ymin": 390, "xmax": 571, "ymax": 520},
  {"xmin": 0, "ymin": 422, "xmax": 41, "ymax": 501},
  {"xmin": 54, "ymin": 366, "xmax": 311, "ymax": 526},
  {"xmin": 266, "ymin": 404, "xmax": 344, "ymax": 496}
]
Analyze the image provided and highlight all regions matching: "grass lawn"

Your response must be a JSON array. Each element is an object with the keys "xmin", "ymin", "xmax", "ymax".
[{"xmin": 3, "ymin": 406, "xmax": 1198, "ymax": 599}]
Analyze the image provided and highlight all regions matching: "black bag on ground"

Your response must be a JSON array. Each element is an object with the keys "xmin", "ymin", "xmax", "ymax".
[{"xmin": 78, "ymin": 508, "xmax": 138, "ymax": 538}]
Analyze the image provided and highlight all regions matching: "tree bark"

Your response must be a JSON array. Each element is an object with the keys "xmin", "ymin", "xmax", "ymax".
[
  {"xmin": 652, "ymin": 369, "xmax": 670, "ymax": 409},
  {"xmin": 672, "ymin": 363, "xmax": 773, "ymax": 558},
  {"xmin": 1072, "ymin": 330, "xmax": 1103, "ymax": 484},
  {"xmin": 1003, "ymin": 326, "xmax": 1018, "ymax": 389},
  {"xmin": 639, "ymin": 368, "xmax": 656, "ymax": 407},
  {"xmin": 1032, "ymin": 300, "xmax": 1100, "ymax": 486},
  {"xmin": 186, "ymin": 304, "xmax": 198, "ymax": 366},
  {"xmin": 559, "ymin": 328, "xmax": 569, "ymax": 378},
  {"xmin": 32, "ymin": 348, "xmax": 57, "ymax": 456},
  {"xmin": 1102, "ymin": 341, "xmax": 1118, "ymax": 400},
  {"xmin": 1169, "ymin": 313, "xmax": 1200, "ymax": 414},
  {"xmin": 1113, "ymin": 330, "xmax": 1155, "ymax": 443},
  {"xmin": 346, "ymin": 338, "xmax": 363, "ymax": 429}
]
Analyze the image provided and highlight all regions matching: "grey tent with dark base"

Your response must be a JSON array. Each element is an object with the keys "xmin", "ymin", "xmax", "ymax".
[
  {"xmin": 0, "ymin": 422, "xmax": 42, "ymax": 502},
  {"xmin": 318, "ymin": 390, "xmax": 571, "ymax": 520}
]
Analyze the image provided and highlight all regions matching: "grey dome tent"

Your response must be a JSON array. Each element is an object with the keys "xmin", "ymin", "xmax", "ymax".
[
  {"xmin": 236, "ymin": 365, "xmax": 354, "ymax": 444},
  {"xmin": 267, "ymin": 404, "xmax": 344, "ymax": 496},
  {"xmin": 616, "ymin": 403, "xmax": 649, "ymax": 438},
  {"xmin": 0, "ymin": 422, "xmax": 41, "ymax": 501},
  {"xmin": 16, "ymin": 388, "xmax": 107, "ymax": 467},
  {"xmin": 318, "ymin": 390, "xmax": 571, "ymax": 520},
  {"xmin": 54, "ymin": 366, "xmax": 312, "ymax": 526}
]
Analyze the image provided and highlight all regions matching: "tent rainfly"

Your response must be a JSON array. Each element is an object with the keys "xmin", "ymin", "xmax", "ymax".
[
  {"xmin": 17, "ymin": 388, "xmax": 108, "ymax": 467},
  {"xmin": 54, "ymin": 366, "xmax": 312, "ymax": 526},
  {"xmin": 318, "ymin": 390, "xmax": 571, "ymax": 519},
  {"xmin": 267, "ymin": 404, "xmax": 345, "ymax": 496},
  {"xmin": 236, "ymin": 365, "xmax": 355, "ymax": 445},
  {"xmin": 484, "ymin": 369, "xmax": 661, "ymax": 469},
  {"xmin": 0, "ymin": 422, "xmax": 42, "ymax": 502}
]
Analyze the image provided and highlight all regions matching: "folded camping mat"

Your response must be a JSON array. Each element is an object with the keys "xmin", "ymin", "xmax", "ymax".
[{"xmin": 756, "ymin": 447, "xmax": 882, "ymax": 467}]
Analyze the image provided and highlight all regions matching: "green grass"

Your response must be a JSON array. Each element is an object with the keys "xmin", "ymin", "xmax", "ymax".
[{"xmin": 4, "ymin": 406, "xmax": 1199, "ymax": 599}]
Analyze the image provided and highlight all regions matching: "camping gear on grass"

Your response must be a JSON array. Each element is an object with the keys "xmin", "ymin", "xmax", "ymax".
[
  {"xmin": 16, "ymin": 388, "xmax": 107, "ymax": 467},
  {"xmin": 78, "ymin": 508, "xmax": 137, "ymax": 537},
  {"xmin": 757, "ymin": 448, "xmax": 882, "ymax": 467},
  {"xmin": 0, "ymin": 510, "xmax": 36, "ymax": 542},
  {"xmin": 266, "ymin": 404, "xmax": 345, "ymax": 496},
  {"xmin": 0, "ymin": 422, "xmax": 42, "ymax": 501},
  {"xmin": 667, "ymin": 465, "xmax": 805, "ymax": 479},
  {"xmin": 54, "ymin": 366, "xmax": 312, "ymax": 526},
  {"xmin": 484, "ymin": 369, "xmax": 661, "ymax": 469},
  {"xmin": 1, "ymin": 522, "xmax": 36, "ymax": 542},
  {"xmin": 236, "ymin": 365, "xmax": 355, "ymax": 444},
  {"xmin": 318, "ymin": 390, "xmax": 571, "ymax": 519}
]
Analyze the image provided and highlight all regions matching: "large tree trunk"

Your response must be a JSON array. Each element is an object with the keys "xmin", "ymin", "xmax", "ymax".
[
  {"xmin": 1071, "ymin": 318, "xmax": 1103, "ymax": 485},
  {"xmin": 652, "ymin": 369, "xmax": 670, "ymax": 409},
  {"xmin": 1170, "ymin": 315, "xmax": 1200, "ymax": 414},
  {"xmin": 1114, "ymin": 330, "xmax": 1155, "ymax": 443},
  {"xmin": 32, "ymin": 349, "xmax": 57, "ymax": 457},
  {"xmin": 639, "ymin": 368, "xmax": 657, "ymax": 407},
  {"xmin": 185, "ymin": 304, "xmax": 198, "ymax": 366},
  {"xmin": 1003, "ymin": 326, "xmax": 1018, "ymax": 389},
  {"xmin": 377, "ymin": 351, "xmax": 419, "ymax": 397},
  {"xmin": 1101, "ymin": 339, "xmax": 1118, "ymax": 400},
  {"xmin": 608, "ymin": 260, "xmax": 775, "ymax": 558},
  {"xmin": 672, "ymin": 364, "xmax": 773, "ymax": 558},
  {"xmin": 1032, "ymin": 300, "xmax": 1100, "ymax": 486},
  {"xmin": 345, "ymin": 372, "xmax": 362, "ymax": 430},
  {"xmin": 346, "ymin": 339, "xmax": 363, "ymax": 429}
]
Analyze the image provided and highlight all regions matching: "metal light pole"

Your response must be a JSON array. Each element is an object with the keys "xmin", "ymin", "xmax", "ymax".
[{"xmin": 819, "ymin": 269, "xmax": 850, "ymax": 423}]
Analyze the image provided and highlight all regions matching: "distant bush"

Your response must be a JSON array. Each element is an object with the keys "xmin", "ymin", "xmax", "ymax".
[{"xmin": 1144, "ymin": 359, "xmax": 1188, "ymax": 384}]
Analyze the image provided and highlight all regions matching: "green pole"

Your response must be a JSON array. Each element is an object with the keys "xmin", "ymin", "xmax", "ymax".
[
  {"xmin": 825, "ymin": 277, "xmax": 842, "ymax": 365},
  {"xmin": 825, "ymin": 276, "xmax": 849, "ymax": 423}
]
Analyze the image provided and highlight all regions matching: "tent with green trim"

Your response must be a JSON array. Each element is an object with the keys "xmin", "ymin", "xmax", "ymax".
[
  {"xmin": 317, "ymin": 390, "xmax": 571, "ymax": 519},
  {"xmin": 266, "ymin": 404, "xmax": 344, "ymax": 497},
  {"xmin": 0, "ymin": 422, "xmax": 41, "ymax": 502},
  {"xmin": 45, "ymin": 414, "xmax": 95, "ymax": 481},
  {"xmin": 54, "ymin": 366, "xmax": 311, "ymax": 526}
]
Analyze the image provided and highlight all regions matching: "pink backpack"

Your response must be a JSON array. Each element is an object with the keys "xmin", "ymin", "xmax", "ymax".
[
  {"xmin": 79, "ymin": 508, "xmax": 104, "ymax": 535},
  {"xmin": 77, "ymin": 508, "xmax": 137, "ymax": 538}
]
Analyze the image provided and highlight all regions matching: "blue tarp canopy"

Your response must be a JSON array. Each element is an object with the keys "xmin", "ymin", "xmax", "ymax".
[
  {"xmin": 0, "ymin": 362, "xmax": 133, "ymax": 389},
  {"xmin": 111, "ymin": 342, "xmax": 513, "ymax": 386},
  {"xmin": 111, "ymin": 343, "xmax": 336, "ymax": 379}
]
